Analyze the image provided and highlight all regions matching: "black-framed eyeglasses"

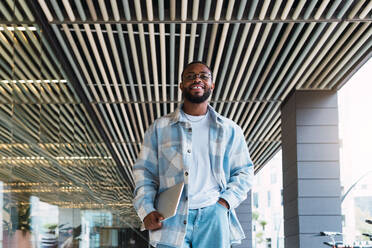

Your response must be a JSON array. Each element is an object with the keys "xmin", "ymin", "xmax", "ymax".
[{"xmin": 184, "ymin": 73, "xmax": 211, "ymax": 81}]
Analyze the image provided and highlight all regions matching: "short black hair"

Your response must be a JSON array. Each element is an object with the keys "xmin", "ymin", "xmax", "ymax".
[{"xmin": 181, "ymin": 61, "xmax": 213, "ymax": 81}]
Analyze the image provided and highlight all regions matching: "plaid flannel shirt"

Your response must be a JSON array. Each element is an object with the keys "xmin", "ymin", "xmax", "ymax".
[{"xmin": 133, "ymin": 105, "xmax": 254, "ymax": 247}]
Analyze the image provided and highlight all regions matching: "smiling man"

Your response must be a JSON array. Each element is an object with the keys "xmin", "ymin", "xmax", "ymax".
[{"xmin": 133, "ymin": 61, "xmax": 254, "ymax": 248}]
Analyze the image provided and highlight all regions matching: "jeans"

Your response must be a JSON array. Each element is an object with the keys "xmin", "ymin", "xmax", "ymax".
[{"xmin": 157, "ymin": 202, "xmax": 230, "ymax": 248}]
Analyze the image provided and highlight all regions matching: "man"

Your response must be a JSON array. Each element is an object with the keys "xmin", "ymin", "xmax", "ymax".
[{"xmin": 133, "ymin": 61, "xmax": 253, "ymax": 247}]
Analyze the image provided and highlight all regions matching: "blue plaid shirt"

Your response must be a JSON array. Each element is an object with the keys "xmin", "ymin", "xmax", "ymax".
[{"xmin": 133, "ymin": 105, "xmax": 254, "ymax": 247}]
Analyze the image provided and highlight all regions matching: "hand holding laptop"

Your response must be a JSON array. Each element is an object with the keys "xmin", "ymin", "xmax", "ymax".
[
  {"xmin": 144, "ymin": 211, "xmax": 164, "ymax": 230},
  {"xmin": 141, "ymin": 182, "xmax": 184, "ymax": 231}
]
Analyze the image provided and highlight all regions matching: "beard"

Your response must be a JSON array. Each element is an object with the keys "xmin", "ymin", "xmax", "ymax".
[{"xmin": 183, "ymin": 88, "xmax": 212, "ymax": 103}]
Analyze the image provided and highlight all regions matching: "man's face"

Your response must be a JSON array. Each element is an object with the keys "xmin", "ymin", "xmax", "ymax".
[{"xmin": 180, "ymin": 63, "xmax": 214, "ymax": 103}]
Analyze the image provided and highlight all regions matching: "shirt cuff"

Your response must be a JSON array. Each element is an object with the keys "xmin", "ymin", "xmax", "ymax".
[
  {"xmin": 219, "ymin": 191, "xmax": 240, "ymax": 210},
  {"xmin": 137, "ymin": 204, "xmax": 157, "ymax": 221}
]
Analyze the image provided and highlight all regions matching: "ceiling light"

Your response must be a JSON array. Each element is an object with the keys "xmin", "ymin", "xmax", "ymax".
[
  {"xmin": 0, "ymin": 26, "xmax": 37, "ymax": 31},
  {"xmin": 1, "ymin": 79, "xmax": 68, "ymax": 83}
]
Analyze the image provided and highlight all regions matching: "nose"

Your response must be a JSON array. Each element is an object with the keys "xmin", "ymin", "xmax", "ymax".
[{"xmin": 193, "ymin": 77, "xmax": 202, "ymax": 83}]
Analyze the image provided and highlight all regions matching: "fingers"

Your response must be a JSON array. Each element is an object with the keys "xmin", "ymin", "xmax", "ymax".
[{"xmin": 144, "ymin": 211, "xmax": 165, "ymax": 230}]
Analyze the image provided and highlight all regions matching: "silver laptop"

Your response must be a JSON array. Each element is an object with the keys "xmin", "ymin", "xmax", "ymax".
[
  {"xmin": 140, "ymin": 182, "xmax": 184, "ymax": 231},
  {"xmin": 156, "ymin": 182, "xmax": 184, "ymax": 220}
]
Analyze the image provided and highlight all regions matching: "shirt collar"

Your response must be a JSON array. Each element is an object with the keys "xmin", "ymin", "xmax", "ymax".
[{"xmin": 169, "ymin": 103, "xmax": 223, "ymax": 126}]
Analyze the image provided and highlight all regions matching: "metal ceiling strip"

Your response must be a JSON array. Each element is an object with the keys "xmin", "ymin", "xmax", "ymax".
[
  {"xmin": 248, "ymin": 105, "xmax": 280, "ymax": 146},
  {"xmin": 18, "ymin": 0, "xmax": 35, "ymax": 22},
  {"xmin": 299, "ymin": 1, "xmax": 356, "ymax": 89},
  {"xmin": 212, "ymin": 0, "xmax": 235, "ymax": 79},
  {"xmin": 251, "ymin": 127, "xmax": 280, "ymax": 162},
  {"xmin": 0, "ymin": 58, "xmax": 12, "ymax": 77},
  {"xmin": 226, "ymin": 0, "xmax": 278, "ymax": 121},
  {"xmin": 134, "ymin": 28, "xmax": 154, "ymax": 129},
  {"xmin": 119, "ymin": 0, "xmax": 147, "ymax": 137},
  {"xmin": 240, "ymin": 0, "xmax": 284, "ymax": 99},
  {"xmin": 332, "ymin": 51, "xmax": 371, "ymax": 90},
  {"xmin": 158, "ymin": 0, "xmax": 167, "ymax": 114},
  {"xmin": 123, "ymin": 23, "xmax": 148, "ymax": 135},
  {"xmin": 29, "ymin": 1, "xmax": 135, "ymax": 190},
  {"xmin": 247, "ymin": 2, "xmax": 348, "ymax": 158},
  {"xmin": 24, "ymin": 26, "xmax": 60, "ymax": 80},
  {"xmin": 110, "ymin": 0, "xmax": 120, "ymax": 22},
  {"xmin": 214, "ymin": 0, "xmax": 258, "ymax": 111},
  {"xmin": 211, "ymin": 0, "xmax": 248, "ymax": 110},
  {"xmin": 228, "ymin": 0, "xmax": 307, "ymax": 139},
  {"xmin": 0, "ymin": 84, "xmax": 12, "ymax": 103},
  {"xmin": 115, "ymin": 25, "xmax": 143, "ymax": 148},
  {"xmin": 249, "ymin": 115, "xmax": 280, "ymax": 153},
  {"xmin": 74, "ymin": 0, "xmax": 86, "ymax": 21},
  {"xmin": 102, "ymin": 21, "xmax": 140, "ymax": 155},
  {"xmin": 0, "ymin": 28, "xmax": 30, "ymax": 80},
  {"xmin": 187, "ymin": 0, "xmax": 199, "ymax": 62},
  {"xmin": 62, "ymin": 0, "xmax": 75, "ymax": 22},
  {"xmin": 0, "ymin": 1, "xmax": 13, "ymax": 21},
  {"xmin": 67, "ymin": 25, "xmax": 101, "ymax": 102},
  {"xmin": 242, "ymin": 1, "xmax": 334, "ymax": 136},
  {"xmin": 254, "ymin": 140, "xmax": 281, "ymax": 173},
  {"xmin": 219, "ymin": 0, "xmax": 270, "ymax": 117},
  {"xmin": 13, "ymin": 31, "xmax": 43, "ymax": 78},
  {"xmin": 93, "ymin": 3, "xmax": 136, "ymax": 161},
  {"xmin": 87, "ymin": 0, "xmax": 97, "ymax": 21},
  {"xmin": 272, "ymin": 1, "xmax": 343, "ymax": 99},
  {"xmin": 359, "ymin": 1, "xmax": 372, "ymax": 18},
  {"xmin": 169, "ymin": 0, "xmax": 176, "ymax": 112},
  {"xmin": 47, "ymin": 17, "xmax": 372, "ymax": 25},
  {"xmin": 176, "ymin": 0, "xmax": 188, "ymax": 106},
  {"xmin": 309, "ymin": 1, "xmax": 368, "ymax": 88},
  {"xmin": 322, "ymin": 29, "xmax": 372, "ymax": 89},
  {"xmin": 206, "ymin": 0, "xmax": 223, "ymax": 65},
  {"xmin": 75, "ymin": 15, "xmax": 135, "ymax": 187},
  {"xmin": 196, "ymin": 0, "xmax": 211, "ymax": 61},
  {"xmin": 314, "ymin": 10, "xmax": 371, "ymax": 87},
  {"xmin": 224, "ymin": 1, "xmax": 292, "ymax": 117},
  {"xmin": 5, "ymin": 0, "xmax": 23, "ymax": 21},
  {"xmin": 50, "ymin": 0, "xmax": 64, "ymax": 22},
  {"xmin": 76, "ymin": 8, "xmax": 134, "ymax": 169},
  {"xmin": 214, "ymin": 23, "xmax": 251, "ymax": 113},
  {"xmin": 146, "ymin": 0, "xmax": 161, "ymax": 119},
  {"xmin": 306, "ymin": 24, "xmax": 364, "ymax": 88}
]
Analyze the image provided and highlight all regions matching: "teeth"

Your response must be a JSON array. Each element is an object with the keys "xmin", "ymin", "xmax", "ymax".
[{"xmin": 191, "ymin": 86, "xmax": 202, "ymax": 89}]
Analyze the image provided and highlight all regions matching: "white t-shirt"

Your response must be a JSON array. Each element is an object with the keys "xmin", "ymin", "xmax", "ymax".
[{"xmin": 181, "ymin": 110, "xmax": 221, "ymax": 209}]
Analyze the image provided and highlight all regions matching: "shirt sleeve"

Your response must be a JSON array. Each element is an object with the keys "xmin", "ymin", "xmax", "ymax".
[
  {"xmin": 133, "ymin": 124, "xmax": 159, "ymax": 221},
  {"xmin": 219, "ymin": 126, "xmax": 254, "ymax": 209}
]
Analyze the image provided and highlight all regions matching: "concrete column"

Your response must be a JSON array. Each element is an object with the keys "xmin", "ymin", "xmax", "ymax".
[
  {"xmin": 234, "ymin": 190, "xmax": 252, "ymax": 247},
  {"xmin": 281, "ymin": 91, "xmax": 342, "ymax": 248}
]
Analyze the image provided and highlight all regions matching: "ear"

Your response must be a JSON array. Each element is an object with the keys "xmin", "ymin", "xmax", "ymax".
[
  {"xmin": 179, "ymin": 82, "xmax": 184, "ymax": 91},
  {"xmin": 211, "ymin": 82, "xmax": 215, "ymax": 90}
]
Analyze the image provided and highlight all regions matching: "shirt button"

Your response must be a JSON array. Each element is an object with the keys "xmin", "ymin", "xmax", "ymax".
[
  {"xmin": 187, "ymin": 149, "xmax": 191, "ymax": 153},
  {"xmin": 184, "ymin": 171, "xmax": 188, "ymax": 176},
  {"xmin": 184, "ymin": 220, "xmax": 187, "ymax": 225},
  {"xmin": 185, "ymin": 196, "xmax": 188, "ymax": 201}
]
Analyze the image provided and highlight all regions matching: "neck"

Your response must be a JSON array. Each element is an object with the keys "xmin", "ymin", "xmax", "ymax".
[{"xmin": 182, "ymin": 100, "xmax": 208, "ymax": 116}]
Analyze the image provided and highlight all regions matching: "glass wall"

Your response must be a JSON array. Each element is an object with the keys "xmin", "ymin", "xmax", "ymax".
[{"xmin": 0, "ymin": 1, "xmax": 147, "ymax": 247}]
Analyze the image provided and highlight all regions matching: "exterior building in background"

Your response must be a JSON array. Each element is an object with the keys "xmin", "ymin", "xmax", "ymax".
[
  {"xmin": 338, "ymin": 60, "xmax": 372, "ymax": 246},
  {"xmin": 252, "ymin": 152, "xmax": 284, "ymax": 248}
]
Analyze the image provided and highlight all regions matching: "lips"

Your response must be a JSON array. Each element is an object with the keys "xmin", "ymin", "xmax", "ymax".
[{"xmin": 189, "ymin": 83, "xmax": 205, "ymax": 90}]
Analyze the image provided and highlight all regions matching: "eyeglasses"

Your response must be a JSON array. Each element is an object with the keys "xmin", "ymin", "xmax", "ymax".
[{"xmin": 184, "ymin": 73, "xmax": 211, "ymax": 81}]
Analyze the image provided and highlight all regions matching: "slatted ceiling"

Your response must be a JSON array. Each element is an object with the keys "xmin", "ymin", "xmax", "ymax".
[{"xmin": 0, "ymin": 0, "xmax": 370, "ymax": 226}]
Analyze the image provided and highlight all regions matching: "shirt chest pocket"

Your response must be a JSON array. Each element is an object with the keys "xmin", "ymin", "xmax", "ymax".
[{"xmin": 159, "ymin": 142, "xmax": 183, "ymax": 177}]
